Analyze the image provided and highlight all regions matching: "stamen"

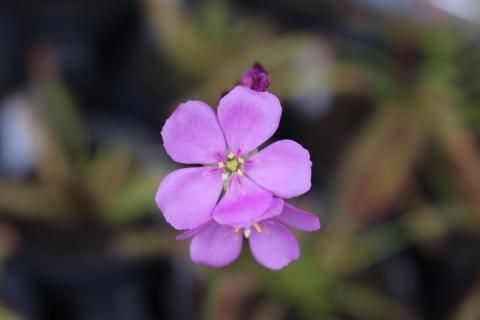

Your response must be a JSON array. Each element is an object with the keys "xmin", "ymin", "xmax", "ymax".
[
  {"xmin": 237, "ymin": 145, "xmax": 244, "ymax": 156},
  {"xmin": 210, "ymin": 148, "xmax": 224, "ymax": 161},
  {"xmin": 238, "ymin": 157, "xmax": 244, "ymax": 164},
  {"xmin": 221, "ymin": 173, "xmax": 229, "ymax": 181},
  {"xmin": 234, "ymin": 227, "xmax": 240, "ymax": 233},
  {"xmin": 237, "ymin": 169, "xmax": 243, "ymax": 176},
  {"xmin": 217, "ymin": 162, "xmax": 225, "ymax": 168},
  {"xmin": 243, "ymin": 228, "xmax": 251, "ymax": 239},
  {"xmin": 227, "ymin": 151, "xmax": 235, "ymax": 159},
  {"xmin": 253, "ymin": 223, "xmax": 262, "ymax": 233}
]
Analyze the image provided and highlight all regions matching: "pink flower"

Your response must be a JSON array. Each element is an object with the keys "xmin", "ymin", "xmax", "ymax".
[
  {"xmin": 177, "ymin": 203, "xmax": 320, "ymax": 270},
  {"xmin": 155, "ymin": 85, "xmax": 312, "ymax": 230}
]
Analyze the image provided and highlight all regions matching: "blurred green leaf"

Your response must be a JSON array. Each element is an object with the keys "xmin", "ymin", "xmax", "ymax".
[
  {"xmin": 100, "ymin": 171, "xmax": 162, "ymax": 224},
  {"xmin": 39, "ymin": 79, "xmax": 88, "ymax": 167},
  {"xmin": 332, "ymin": 281, "xmax": 414, "ymax": 320},
  {"xmin": 334, "ymin": 104, "xmax": 425, "ymax": 220},
  {"xmin": 0, "ymin": 183, "xmax": 73, "ymax": 220},
  {"xmin": 0, "ymin": 305, "xmax": 19, "ymax": 320},
  {"xmin": 85, "ymin": 149, "xmax": 135, "ymax": 206}
]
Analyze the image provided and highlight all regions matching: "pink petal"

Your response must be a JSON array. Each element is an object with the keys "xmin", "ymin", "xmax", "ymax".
[
  {"xmin": 156, "ymin": 167, "xmax": 223, "ymax": 230},
  {"xmin": 246, "ymin": 140, "xmax": 311, "ymax": 198},
  {"xmin": 161, "ymin": 101, "xmax": 226, "ymax": 164},
  {"xmin": 276, "ymin": 203, "xmax": 320, "ymax": 232},
  {"xmin": 217, "ymin": 86, "xmax": 281, "ymax": 155},
  {"xmin": 249, "ymin": 220, "xmax": 300, "ymax": 270},
  {"xmin": 260, "ymin": 198, "xmax": 284, "ymax": 220},
  {"xmin": 213, "ymin": 176, "xmax": 273, "ymax": 227},
  {"xmin": 190, "ymin": 223, "xmax": 243, "ymax": 267},
  {"xmin": 176, "ymin": 221, "xmax": 211, "ymax": 240}
]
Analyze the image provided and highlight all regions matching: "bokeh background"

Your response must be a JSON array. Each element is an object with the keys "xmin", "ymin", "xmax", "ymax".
[{"xmin": 0, "ymin": 0, "xmax": 480, "ymax": 319}]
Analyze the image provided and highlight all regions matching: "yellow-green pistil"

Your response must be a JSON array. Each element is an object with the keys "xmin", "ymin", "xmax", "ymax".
[
  {"xmin": 219, "ymin": 151, "xmax": 244, "ymax": 180},
  {"xmin": 226, "ymin": 158, "xmax": 240, "ymax": 172}
]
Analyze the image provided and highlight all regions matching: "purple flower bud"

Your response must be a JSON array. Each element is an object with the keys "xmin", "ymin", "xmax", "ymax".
[{"xmin": 240, "ymin": 62, "xmax": 270, "ymax": 92}]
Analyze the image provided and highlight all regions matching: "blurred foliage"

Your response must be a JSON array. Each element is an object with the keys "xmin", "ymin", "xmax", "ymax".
[
  {"xmin": 0, "ymin": 305, "xmax": 19, "ymax": 320},
  {"xmin": 0, "ymin": 46, "xmax": 173, "ymax": 277},
  {"xmin": 0, "ymin": 59, "xmax": 164, "ymax": 227},
  {"xmin": 0, "ymin": 84, "xmax": 163, "ymax": 225},
  {"xmin": 140, "ymin": 1, "xmax": 480, "ymax": 320},
  {"xmin": 1, "ymin": 0, "xmax": 480, "ymax": 319}
]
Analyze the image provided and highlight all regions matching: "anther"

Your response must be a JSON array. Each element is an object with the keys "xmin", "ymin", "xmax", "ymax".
[
  {"xmin": 227, "ymin": 151, "xmax": 235, "ymax": 159},
  {"xmin": 253, "ymin": 223, "xmax": 262, "ymax": 233},
  {"xmin": 243, "ymin": 228, "xmax": 251, "ymax": 239}
]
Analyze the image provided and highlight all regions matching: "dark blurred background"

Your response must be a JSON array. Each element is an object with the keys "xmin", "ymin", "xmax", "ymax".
[{"xmin": 0, "ymin": 0, "xmax": 480, "ymax": 319}]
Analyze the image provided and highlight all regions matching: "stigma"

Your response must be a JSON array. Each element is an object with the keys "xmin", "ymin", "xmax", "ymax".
[{"xmin": 217, "ymin": 151, "xmax": 245, "ymax": 179}]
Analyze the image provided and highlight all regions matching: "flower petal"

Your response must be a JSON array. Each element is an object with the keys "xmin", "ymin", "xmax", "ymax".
[
  {"xmin": 161, "ymin": 101, "xmax": 226, "ymax": 164},
  {"xmin": 213, "ymin": 176, "xmax": 273, "ymax": 227},
  {"xmin": 246, "ymin": 140, "xmax": 311, "ymax": 198},
  {"xmin": 260, "ymin": 198, "xmax": 284, "ymax": 220},
  {"xmin": 190, "ymin": 223, "xmax": 243, "ymax": 267},
  {"xmin": 176, "ymin": 221, "xmax": 211, "ymax": 240},
  {"xmin": 156, "ymin": 167, "xmax": 223, "ymax": 230},
  {"xmin": 276, "ymin": 203, "xmax": 320, "ymax": 232},
  {"xmin": 249, "ymin": 220, "xmax": 300, "ymax": 270},
  {"xmin": 217, "ymin": 86, "xmax": 281, "ymax": 155}
]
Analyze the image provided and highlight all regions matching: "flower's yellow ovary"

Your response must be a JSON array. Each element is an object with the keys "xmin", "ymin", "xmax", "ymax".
[
  {"xmin": 223, "ymin": 153, "xmax": 245, "ymax": 175},
  {"xmin": 226, "ymin": 158, "xmax": 240, "ymax": 172}
]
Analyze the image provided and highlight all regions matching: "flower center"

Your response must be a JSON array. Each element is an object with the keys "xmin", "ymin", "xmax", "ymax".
[
  {"xmin": 219, "ymin": 151, "xmax": 245, "ymax": 180},
  {"xmin": 225, "ymin": 158, "xmax": 240, "ymax": 173}
]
